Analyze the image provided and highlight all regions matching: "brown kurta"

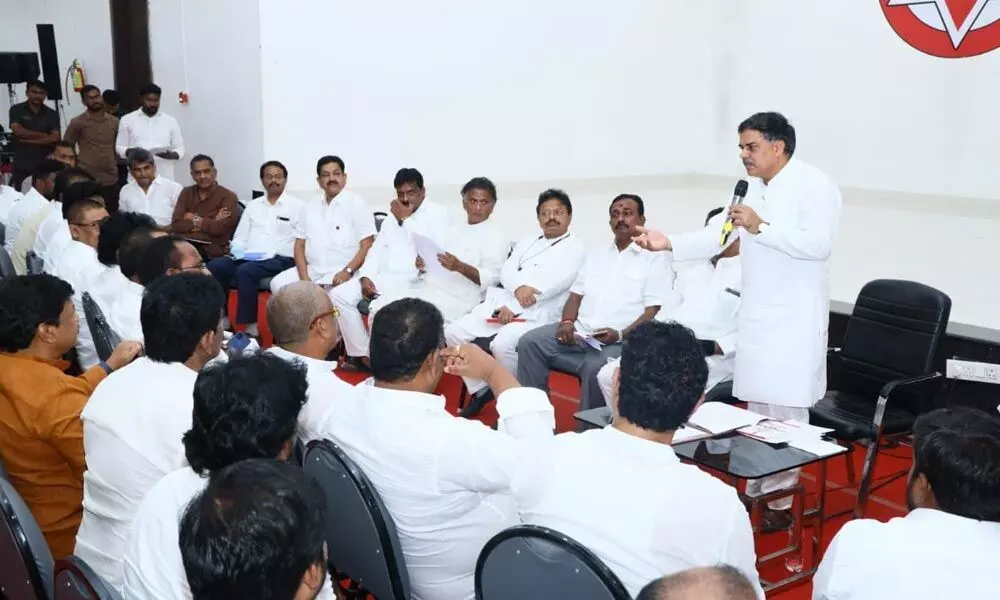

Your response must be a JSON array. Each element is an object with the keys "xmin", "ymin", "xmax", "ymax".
[
  {"xmin": 169, "ymin": 184, "xmax": 239, "ymax": 259},
  {"xmin": 0, "ymin": 353, "xmax": 108, "ymax": 558},
  {"xmin": 64, "ymin": 111, "xmax": 120, "ymax": 186}
]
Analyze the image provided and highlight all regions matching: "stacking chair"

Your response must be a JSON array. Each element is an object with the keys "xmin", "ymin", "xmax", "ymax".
[
  {"xmin": 82, "ymin": 292, "xmax": 121, "ymax": 362},
  {"xmin": 475, "ymin": 525, "xmax": 630, "ymax": 600},
  {"xmin": 0, "ymin": 478, "xmax": 54, "ymax": 600},
  {"xmin": 0, "ymin": 245, "xmax": 16, "ymax": 281},
  {"xmin": 26, "ymin": 249, "xmax": 44, "ymax": 274},
  {"xmin": 53, "ymin": 556, "xmax": 122, "ymax": 600},
  {"xmin": 810, "ymin": 279, "xmax": 950, "ymax": 517},
  {"xmin": 303, "ymin": 439, "xmax": 410, "ymax": 600}
]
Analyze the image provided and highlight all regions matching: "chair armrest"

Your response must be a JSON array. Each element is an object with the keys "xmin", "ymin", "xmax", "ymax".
[{"xmin": 879, "ymin": 372, "xmax": 943, "ymax": 401}]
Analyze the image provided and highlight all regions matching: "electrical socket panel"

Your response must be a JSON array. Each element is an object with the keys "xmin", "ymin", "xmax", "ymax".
[{"xmin": 946, "ymin": 359, "xmax": 1000, "ymax": 385}]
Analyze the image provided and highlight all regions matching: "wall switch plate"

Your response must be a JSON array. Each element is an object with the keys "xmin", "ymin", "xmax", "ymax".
[{"xmin": 946, "ymin": 358, "xmax": 1000, "ymax": 385}]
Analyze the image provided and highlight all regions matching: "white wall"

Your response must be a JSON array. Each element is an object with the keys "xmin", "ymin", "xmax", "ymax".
[
  {"xmin": 258, "ymin": 0, "xmax": 717, "ymax": 191},
  {"xmin": 148, "ymin": 0, "xmax": 264, "ymax": 193},
  {"xmin": 698, "ymin": 0, "xmax": 1000, "ymax": 200},
  {"xmin": 0, "ymin": 0, "xmax": 114, "ymax": 126}
]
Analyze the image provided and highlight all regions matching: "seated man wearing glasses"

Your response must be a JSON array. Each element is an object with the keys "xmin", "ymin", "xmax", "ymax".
[
  {"xmin": 50, "ymin": 181, "xmax": 112, "ymax": 368},
  {"xmin": 445, "ymin": 189, "xmax": 586, "ymax": 417}
]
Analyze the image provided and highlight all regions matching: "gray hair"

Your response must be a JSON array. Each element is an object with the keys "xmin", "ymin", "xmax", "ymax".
[
  {"xmin": 127, "ymin": 148, "xmax": 156, "ymax": 170},
  {"xmin": 266, "ymin": 281, "xmax": 330, "ymax": 345},
  {"xmin": 637, "ymin": 566, "xmax": 757, "ymax": 600}
]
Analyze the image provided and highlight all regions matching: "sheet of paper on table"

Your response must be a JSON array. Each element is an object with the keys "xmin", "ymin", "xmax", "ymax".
[
  {"xmin": 786, "ymin": 436, "xmax": 845, "ymax": 457},
  {"xmin": 671, "ymin": 426, "xmax": 714, "ymax": 445},
  {"xmin": 412, "ymin": 233, "xmax": 450, "ymax": 278},
  {"xmin": 737, "ymin": 419, "xmax": 834, "ymax": 445},
  {"xmin": 687, "ymin": 402, "xmax": 769, "ymax": 434}
]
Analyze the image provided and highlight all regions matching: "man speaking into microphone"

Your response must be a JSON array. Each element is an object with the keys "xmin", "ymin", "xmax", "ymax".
[{"xmin": 634, "ymin": 112, "xmax": 842, "ymax": 532}]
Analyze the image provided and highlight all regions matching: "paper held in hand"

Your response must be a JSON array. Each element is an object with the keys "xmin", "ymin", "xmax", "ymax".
[
  {"xmin": 573, "ymin": 331, "xmax": 603, "ymax": 351},
  {"xmin": 412, "ymin": 233, "xmax": 449, "ymax": 277}
]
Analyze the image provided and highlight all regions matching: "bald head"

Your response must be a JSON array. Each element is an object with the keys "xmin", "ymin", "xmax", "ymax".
[
  {"xmin": 266, "ymin": 282, "xmax": 336, "ymax": 347},
  {"xmin": 637, "ymin": 566, "xmax": 757, "ymax": 600}
]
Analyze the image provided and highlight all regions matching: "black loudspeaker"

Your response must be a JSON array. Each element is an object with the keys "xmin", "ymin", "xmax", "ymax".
[
  {"xmin": 36, "ymin": 24, "xmax": 62, "ymax": 100},
  {"xmin": 0, "ymin": 52, "xmax": 40, "ymax": 84}
]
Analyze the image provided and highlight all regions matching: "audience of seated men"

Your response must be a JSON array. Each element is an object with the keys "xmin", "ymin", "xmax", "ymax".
[
  {"xmin": 33, "ymin": 167, "xmax": 98, "ymax": 273},
  {"xmin": 168, "ymin": 154, "xmax": 239, "ymax": 260},
  {"xmin": 512, "ymin": 321, "xmax": 763, "ymax": 598},
  {"xmin": 118, "ymin": 148, "xmax": 183, "ymax": 227},
  {"xmin": 517, "ymin": 193, "xmax": 673, "ymax": 412},
  {"xmin": 75, "ymin": 273, "xmax": 226, "ymax": 589},
  {"xmin": 106, "ymin": 235, "xmax": 207, "ymax": 342},
  {"xmin": 88, "ymin": 211, "xmax": 158, "ymax": 315},
  {"xmin": 812, "ymin": 407, "xmax": 1000, "ymax": 599},
  {"xmin": 207, "ymin": 160, "xmax": 303, "ymax": 338},
  {"xmin": 447, "ymin": 188, "xmax": 585, "ymax": 416},
  {"xmin": 270, "ymin": 155, "xmax": 375, "ymax": 291},
  {"xmin": 0, "ymin": 274, "xmax": 141, "ymax": 557},
  {"xmin": 179, "ymin": 459, "xmax": 330, "ymax": 600},
  {"xmin": 637, "ymin": 566, "xmax": 759, "ymax": 600},
  {"xmin": 50, "ymin": 182, "xmax": 112, "ymax": 368},
  {"xmin": 265, "ymin": 281, "xmax": 355, "ymax": 442},
  {"xmin": 324, "ymin": 298, "xmax": 554, "ymax": 600},
  {"xmin": 598, "ymin": 209, "xmax": 742, "ymax": 405},
  {"xmin": 123, "ymin": 354, "xmax": 335, "ymax": 600},
  {"xmin": 368, "ymin": 176, "xmax": 508, "ymax": 327},
  {"xmin": 4, "ymin": 159, "xmax": 63, "ymax": 259},
  {"xmin": 331, "ymin": 167, "xmax": 449, "ymax": 371}
]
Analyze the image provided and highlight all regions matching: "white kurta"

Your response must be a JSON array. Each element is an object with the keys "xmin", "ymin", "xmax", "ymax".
[
  {"xmin": 4, "ymin": 187, "xmax": 47, "ymax": 256},
  {"xmin": 33, "ymin": 202, "xmax": 71, "ymax": 272},
  {"xmin": 115, "ymin": 110, "xmax": 185, "ymax": 182},
  {"xmin": 671, "ymin": 158, "xmax": 841, "ymax": 408},
  {"xmin": 118, "ymin": 177, "xmax": 184, "ymax": 227},
  {"xmin": 266, "ymin": 346, "xmax": 356, "ymax": 443},
  {"xmin": 50, "ymin": 241, "xmax": 111, "ymax": 369},
  {"xmin": 0, "ymin": 184, "xmax": 22, "ymax": 226}
]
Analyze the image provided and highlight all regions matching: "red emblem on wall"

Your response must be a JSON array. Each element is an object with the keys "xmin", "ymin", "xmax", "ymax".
[{"xmin": 881, "ymin": 0, "xmax": 1000, "ymax": 57}]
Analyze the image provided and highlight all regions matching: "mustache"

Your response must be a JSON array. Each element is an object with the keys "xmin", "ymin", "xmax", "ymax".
[
  {"xmin": 545, "ymin": 220, "xmax": 560, "ymax": 226},
  {"xmin": 615, "ymin": 222, "xmax": 630, "ymax": 229}
]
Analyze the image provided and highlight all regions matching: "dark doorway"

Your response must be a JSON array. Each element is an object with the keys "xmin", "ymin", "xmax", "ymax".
[{"xmin": 109, "ymin": 0, "xmax": 151, "ymax": 113}]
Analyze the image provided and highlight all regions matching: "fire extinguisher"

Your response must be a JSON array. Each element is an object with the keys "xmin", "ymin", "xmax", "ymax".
[{"xmin": 69, "ymin": 60, "xmax": 86, "ymax": 92}]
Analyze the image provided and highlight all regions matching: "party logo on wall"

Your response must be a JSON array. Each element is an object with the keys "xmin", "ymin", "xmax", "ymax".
[{"xmin": 881, "ymin": 0, "xmax": 1000, "ymax": 57}]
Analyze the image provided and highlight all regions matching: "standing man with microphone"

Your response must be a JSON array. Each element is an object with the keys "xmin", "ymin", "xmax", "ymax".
[{"xmin": 634, "ymin": 112, "xmax": 842, "ymax": 532}]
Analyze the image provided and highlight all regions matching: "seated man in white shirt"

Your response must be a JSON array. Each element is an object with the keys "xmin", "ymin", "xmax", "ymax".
[
  {"xmin": 517, "ymin": 194, "xmax": 672, "ymax": 412},
  {"xmin": 265, "ymin": 281, "xmax": 355, "ymax": 442},
  {"xmin": 368, "ymin": 176, "xmax": 508, "ymax": 326},
  {"xmin": 107, "ymin": 235, "xmax": 207, "ymax": 343},
  {"xmin": 331, "ymin": 167, "xmax": 449, "ymax": 371},
  {"xmin": 597, "ymin": 213, "xmax": 742, "ymax": 406},
  {"xmin": 270, "ymin": 155, "xmax": 375, "ymax": 292},
  {"xmin": 0, "ymin": 183, "xmax": 23, "ymax": 228},
  {"xmin": 637, "ymin": 566, "xmax": 759, "ymax": 600},
  {"xmin": 513, "ymin": 321, "xmax": 763, "ymax": 598},
  {"xmin": 76, "ymin": 273, "xmax": 226, "ymax": 590},
  {"xmin": 206, "ymin": 160, "xmax": 303, "ymax": 338},
  {"xmin": 813, "ymin": 407, "xmax": 1000, "ymax": 600},
  {"xmin": 123, "ymin": 354, "xmax": 336, "ymax": 600},
  {"xmin": 90, "ymin": 211, "xmax": 158, "ymax": 315},
  {"xmin": 446, "ymin": 188, "xmax": 586, "ymax": 417},
  {"xmin": 117, "ymin": 148, "xmax": 183, "ymax": 227},
  {"xmin": 34, "ymin": 169, "xmax": 99, "ymax": 273},
  {"xmin": 179, "ymin": 460, "xmax": 330, "ymax": 600},
  {"xmin": 323, "ymin": 297, "xmax": 554, "ymax": 600},
  {"xmin": 50, "ymin": 182, "xmax": 112, "ymax": 368},
  {"xmin": 4, "ymin": 159, "xmax": 63, "ymax": 260}
]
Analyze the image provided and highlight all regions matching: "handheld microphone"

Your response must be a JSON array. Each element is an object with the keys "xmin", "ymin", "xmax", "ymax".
[{"xmin": 719, "ymin": 179, "xmax": 749, "ymax": 246}]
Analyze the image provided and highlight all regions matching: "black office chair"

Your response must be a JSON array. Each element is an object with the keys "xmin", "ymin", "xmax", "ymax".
[
  {"xmin": 26, "ymin": 249, "xmax": 44, "ymax": 274},
  {"xmin": 0, "ymin": 244, "xmax": 16, "ymax": 281},
  {"xmin": 303, "ymin": 439, "xmax": 410, "ymax": 600},
  {"xmin": 54, "ymin": 556, "xmax": 122, "ymax": 600},
  {"xmin": 810, "ymin": 279, "xmax": 950, "ymax": 518},
  {"xmin": 82, "ymin": 292, "xmax": 121, "ymax": 362},
  {"xmin": 0, "ymin": 221, "xmax": 6, "ymax": 246},
  {"xmin": 704, "ymin": 380, "xmax": 737, "ymax": 404},
  {"xmin": 476, "ymin": 525, "xmax": 630, "ymax": 600},
  {"xmin": 0, "ymin": 478, "xmax": 54, "ymax": 600},
  {"xmin": 374, "ymin": 211, "xmax": 388, "ymax": 233}
]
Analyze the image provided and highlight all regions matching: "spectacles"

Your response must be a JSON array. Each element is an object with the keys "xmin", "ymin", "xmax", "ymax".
[
  {"xmin": 70, "ymin": 217, "xmax": 109, "ymax": 228},
  {"xmin": 310, "ymin": 308, "xmax": 340, "ymax": 328},
  {"xmin": 178, "ymin": 262, "xmax": 206, "ymax": 272},
  {"xmin": 539, "ymin": 209, "xmax": 568, "ymax": 218}
]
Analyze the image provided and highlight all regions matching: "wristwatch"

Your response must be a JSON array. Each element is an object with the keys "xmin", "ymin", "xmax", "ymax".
[
  {"xmin": 345, "ymin": 266, "xmax": 354, "ymax": 276},
  {"xmin": 757, "ymin": 222, "xmax": 770, "ymax": 235}
]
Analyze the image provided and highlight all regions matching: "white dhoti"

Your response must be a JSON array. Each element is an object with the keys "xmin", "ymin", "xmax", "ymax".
[
  {"xmin": 444, "ymin": 299, "xmax": 543, "ymax": 395},
  {"xmin": 269, "ymin": 265, "xmax": 343, "ymax": 293},
  {"xmin": 331, "ymin": 275, "xmax": 411, "ymax": 358},
  {"xmin": 369, "ymin": 276, "xmax": 482, "ymax": 326},
  {"xmin": 744, "ymin": 402, "xmax": 810, "ymax": 510}
]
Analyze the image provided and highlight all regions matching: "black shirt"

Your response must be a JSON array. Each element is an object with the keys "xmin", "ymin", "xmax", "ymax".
[{"xmin": 9, "ymin": 101, "xmax": 60, "ymax": 172}]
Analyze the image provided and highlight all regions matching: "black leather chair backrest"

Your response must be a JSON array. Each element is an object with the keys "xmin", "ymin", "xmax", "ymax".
[
  {"xmin": 476, "ymin": 525, "xmax": 631, "ymax": 600},
  {"xmin": 26, "ymin": 249, "xmax": 44, "ymax": 275},
  {"xmin": 374, "ymin": 211, "xmax": 388, "ymax": 233},
  {"xmin": 54, "ymin": 556, "xmax": 123, "ymax": 600},
  {"xmin": 0, "ymin": 478, "xmax": 54, "ymax": 600},
  {"xmin": 303, "ymin": 439, "xmax": 410, "ymax": 600},
  {"xmin": 0, "ymin": 244, "xmax": 16, "ymax": 281},
  {"xmin": 82, "ymin": 292, "xmax": 120, "ymax": 362},
  {"xmin": 839, "ymin": 279, "xmax": 951, "ymax": 406}
]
